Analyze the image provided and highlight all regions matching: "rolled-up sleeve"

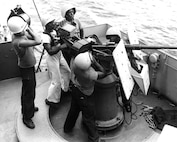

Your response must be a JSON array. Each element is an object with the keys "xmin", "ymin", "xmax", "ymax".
[{"xmin": 41, "ymin": 34, "xmax": 51, "ymax": 44}]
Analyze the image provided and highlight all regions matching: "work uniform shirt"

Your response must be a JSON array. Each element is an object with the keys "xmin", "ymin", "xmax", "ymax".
[
  {"xmin": 12, "ymin": 35, "xmax": 36, "ymax": 68},
  {"xmin": 42, "ymin": 32, "xmax": 62, "ymax": 61},
  {"xmin": 72, "ymin": 62, "xmax": 98, "ymax": 96}
]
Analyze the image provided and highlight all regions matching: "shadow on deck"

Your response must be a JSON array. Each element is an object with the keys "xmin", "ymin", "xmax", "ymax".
[
  {"xmin": 0, "ymin": 71, "xmax": 176, "ymax": 142},
  {"xmin": 49, "ymin": 85, "xmax": 177, "ymax": 142}
]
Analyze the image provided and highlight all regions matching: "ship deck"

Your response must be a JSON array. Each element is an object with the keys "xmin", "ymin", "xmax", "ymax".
[
  {"xmin": 0, "ymin": 71, "xmax": 176, "ymax": 142},
  {"xmin": 49, "ymin": 84, "xmax": 175, "ymax": 142}
]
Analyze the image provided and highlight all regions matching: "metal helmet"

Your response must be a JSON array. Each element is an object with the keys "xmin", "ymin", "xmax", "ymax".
[
  {"xmin": 41, "ymin": 17, "xmax": 55, "ymax": 27},
  {"xmin": 61, "ymin": 4, "xmax": 76, "ymax": 18},
  {"xmin": 149, "ymin": 52, "xmax": 160, "ymax": 63},
  {"xmin": 74, "ymin": 52, "xmax": 92, "ymax": 70},
  {"xmin": 106, "ymin": 26, "xmax": 121, "ymax": 37},
  {"xmin": 7, "ymin": 16, "xmax": 28, "ymax": 34}
]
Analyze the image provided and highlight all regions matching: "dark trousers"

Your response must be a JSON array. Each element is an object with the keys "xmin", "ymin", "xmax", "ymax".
[
  {"xmin": 20, "ymin": 66, "xmax": 36, "ymax": 120},
  {"xmin": 64, "ymin": 85, "xmax": 99, "ymax": 142}
]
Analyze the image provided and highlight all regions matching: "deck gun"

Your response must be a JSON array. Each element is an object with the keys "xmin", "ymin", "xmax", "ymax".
[
  {"xmin": 90, "ymin": 40, "xmax": 177, "ymax": 73},
  {"xmin": 58, "ymin": 34, "xmax": 143, "ymax": 74}
]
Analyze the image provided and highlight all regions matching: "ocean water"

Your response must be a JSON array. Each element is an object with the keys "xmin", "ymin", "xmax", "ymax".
[{"xmin": 1, "ymin": 0, "xmax": 177, "ymax": 69}]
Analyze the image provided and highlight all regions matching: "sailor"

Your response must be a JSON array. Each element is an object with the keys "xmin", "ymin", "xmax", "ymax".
[
  {"xmin": 64, "ymin": 51, "xmax": 108, "ymax": 142},
  {"xmin": 60, "ymin": 4, "xmax": 83, "ymax": 38},
  {"xmin": 7, "ymin": 16, "xmax": 41, "ymax": 129},
  {"xmin": 41, "ymin": 16, "xmax": 71, "ymax": 108},
  {"xmin": 106, "ymin": 26, "xmax": 131, "ymax": 112},
  {"xmin": 106, "ymin": 26, "xmax": 121, "ymax": 44},
  {"xmin": 56, "ymin": 4, "xmax": 84, "ymax": 64},
  {"xmin": 2, "ymin": 25, "xmax": 12, "ymax": 42}
]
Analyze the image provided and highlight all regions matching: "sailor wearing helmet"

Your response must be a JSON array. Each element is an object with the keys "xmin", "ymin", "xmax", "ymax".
[
  {"xmin": 59, "ymin": 4, "xmax": 84, "ymax": 39},
  {"xmin": 41, "ymin": 16, "xmax": 71, "ymax": 108},
  {"xmin": 64, "ymin": 51, "xmax": 108, "ymax": 142},
  {"xmin": 56, "ymin": 4, "xmax": 84, "ymax": 64},
  {"xmin": 106, "ymin": 26, "xmax": 132, "ymax": 112},
  {"xmin": 7, "ymin": 16, "xmax": 41, "ymax": 129}
]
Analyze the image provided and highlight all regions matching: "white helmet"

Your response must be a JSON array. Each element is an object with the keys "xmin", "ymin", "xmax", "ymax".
[
  {"xmin": 106, "ymin": 26, "xmax": 121, "ymax": 37},
  {"xmin": 7, "ymin": 16, "xmax": 28, "ymax": 34},
  {"xmin": 74, "ymin": 52, "xmax": 92, "ymax": 70},
  {"xmin": 41, "ymin": 16, "xmax": 55, "ymax": 27},
  {"xmin": 61, "ymin": 4, "xmax": 76, "ymax": 18}
]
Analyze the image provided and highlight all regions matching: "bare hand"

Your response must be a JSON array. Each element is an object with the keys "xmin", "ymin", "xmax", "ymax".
[{"xmin": 25, "ymin": 27, "xmax": 32, "ymax": 35}]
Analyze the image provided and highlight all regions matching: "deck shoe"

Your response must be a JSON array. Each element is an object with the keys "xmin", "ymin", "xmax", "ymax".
[
  {"xmin": 23, "ymin": 118, "xmax": 35, "ymax": 129},
  {"xmin": 45, "ymin": 99, "xmax": 59, "ymax": 108}
]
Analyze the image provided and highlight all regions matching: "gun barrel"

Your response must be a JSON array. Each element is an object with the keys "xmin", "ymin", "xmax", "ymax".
[
  {"xmin": 125, "ymin": 44, "xmax": 177, "ymax": 50},
  {"xmin": 92, "ymin": 44, "xmax": 177, "ymax": 50}
]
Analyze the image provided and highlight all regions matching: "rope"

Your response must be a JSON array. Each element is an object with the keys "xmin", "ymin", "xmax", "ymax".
[
  {"xmin": 32, "ymin": 0, "xmax": 45, "ymax": 72},
  {"xmin": 32, "ymin": 0, "xmax": 44, "ymax": 28}
]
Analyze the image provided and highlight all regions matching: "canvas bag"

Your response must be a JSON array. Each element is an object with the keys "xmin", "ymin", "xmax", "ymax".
[{"xmin": 151, "ymin": 106, "xmax": 177, "ymax": 130}]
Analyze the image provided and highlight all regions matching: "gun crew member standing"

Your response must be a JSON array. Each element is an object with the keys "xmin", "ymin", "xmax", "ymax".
[
  {"xmin": 7, "ymin": 16, "xmax": 41, "ymax": 129},
  {"xmin": 55, "ymin": 4, "xmax": 84, "ymax": 64},
  {"xmin": 41, "ymin": 16, "xmax": 71, "ymax": 107},
  {"xmin": 59, "ymin": 4, "xmax": 83, "ymax": 38},
  {"xmin": 106, "ymin": 26, "xmax": 131, "ymax": 112},
  {"xmin": 64, "ymin": 51, "xmax": 108, "ymax": 142}
]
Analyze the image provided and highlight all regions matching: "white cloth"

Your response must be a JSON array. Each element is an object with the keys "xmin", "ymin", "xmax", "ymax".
[
  {"xmin": 42, "ymin": 33, "xmax": 71, "ymax": 103},
  {"xmin": 41, "ymin": 33, "xmax": 51, "ymax": 44}
]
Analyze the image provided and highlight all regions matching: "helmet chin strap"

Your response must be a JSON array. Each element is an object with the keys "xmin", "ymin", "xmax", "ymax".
[{"xmin": 71, "ymin": 21, "xmax": 76, "ymax": 26}]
